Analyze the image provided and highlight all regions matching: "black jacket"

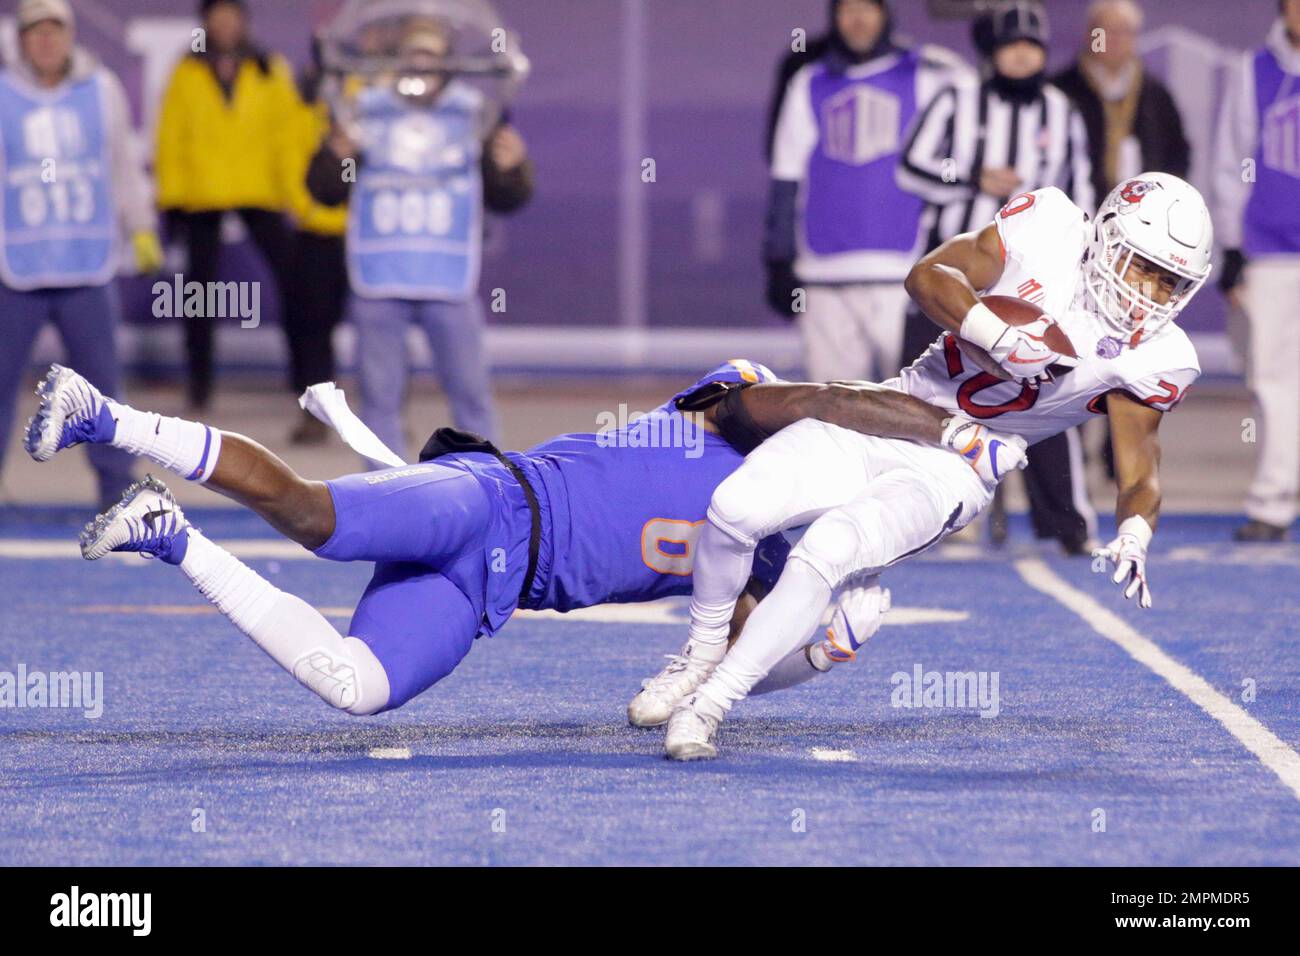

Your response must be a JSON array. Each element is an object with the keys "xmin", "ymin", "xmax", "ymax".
[{"xmin": 1051, "ymin": 62, "xmax": 1190, "ymax": 204}]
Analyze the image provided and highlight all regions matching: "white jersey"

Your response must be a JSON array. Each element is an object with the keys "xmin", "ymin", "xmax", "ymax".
[{"xmin": 898, "ymin": 187, "xmax": 1201, "ymax": 446}]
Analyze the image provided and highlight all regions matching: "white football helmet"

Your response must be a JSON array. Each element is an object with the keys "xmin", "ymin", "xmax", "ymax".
[{"xmin": 1084, "ymin": 172, "xmax": 1213, "ymax": 339}]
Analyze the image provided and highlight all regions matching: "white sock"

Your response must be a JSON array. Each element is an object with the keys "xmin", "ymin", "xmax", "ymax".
[
  {"xmin": 178, "ymin": 529, "xmax": 390, "ymax": 714},
  {"xmin": 750, "ymin": 642, "xmax": 836, "ymax": 696},
  {"xmin": 699, "ymin": 558, "xmax": 832, "ymax": 715},
  {"xmin": 107, "ymin": 399, "xmax": 222, "ymax": 482},
  {"xmin": 686, "ymin": 520, "xmax": 756, "ymax": 647}
]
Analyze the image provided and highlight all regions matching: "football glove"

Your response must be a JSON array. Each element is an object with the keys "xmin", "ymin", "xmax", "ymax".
[
  {"xmin": 941, "ymin": 416, "xmax": 1029, "ymax": 485},
  {"xmin": 1092, "ymin": 515, "xmax": 1154, "ymax": 609},
  {"xmin": 960, "ymin": 302, "xmax": 1075, "ymax": 382}
]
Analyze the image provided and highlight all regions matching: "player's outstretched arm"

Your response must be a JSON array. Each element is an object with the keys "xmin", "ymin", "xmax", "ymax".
[
  {"xmin": 703, "ymin": 382, "xmax": 1028, "ymax": 484},
  {"xmin": 1093, "ymin": 392, "xmax": 1163, "ymax": 608},
  {"xmin": 724, "ymin": 381, "xmax": 949, "ymax": 446}
]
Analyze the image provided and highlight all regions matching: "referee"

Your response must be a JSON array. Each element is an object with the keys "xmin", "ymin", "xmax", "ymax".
[{"xmin": 895, "ymin": 0, "xmax": 1097, "ymax": 554}]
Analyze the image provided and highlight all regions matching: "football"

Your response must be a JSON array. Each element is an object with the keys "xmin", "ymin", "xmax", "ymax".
[{"xmin": 954, "ymin": 294, "xmax": 1078, "ymax": 380}]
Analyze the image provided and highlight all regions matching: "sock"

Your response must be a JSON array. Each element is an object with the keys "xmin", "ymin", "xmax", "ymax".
[
  {"xmin": 107, "ymin": 399, "xmax": 222, "ymax": 483},
  {"xmin": 698, "ymin": 558, "xmax": 832, "ymax": 716},
  {"xmin": 686, "ymin": 520, "xmax": 756, "ymax": 647},
  {"xmin": 750, "ymin": 641, "xmax": 837, "ymax": 696},
  {"xmin": 177, "ymin": 529, "xmax": 390, "ymax": 714}
]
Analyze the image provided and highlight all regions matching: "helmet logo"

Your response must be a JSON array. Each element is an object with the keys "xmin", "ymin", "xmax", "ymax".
[{"xmin": 1118, "ymin": 179, "xmax": 1163, "ymax": 208}]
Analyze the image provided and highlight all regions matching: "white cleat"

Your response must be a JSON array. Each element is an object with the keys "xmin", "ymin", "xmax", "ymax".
[
  {"xmin": 628, "ymin": 639, "xmax": 726, "ymax": 728},
  {"xmin": 81, "ymin": 475, "xmax": 191, "ymax": 565},
  {"xmin": 24, "ymin": 364, "xmax": 117, "ymax": 462},
  {"xmin": 664, "ymin": 694, "xmax": 723, "ymax": 761}
]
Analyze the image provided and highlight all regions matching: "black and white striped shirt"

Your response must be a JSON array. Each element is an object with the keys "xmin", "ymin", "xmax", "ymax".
[{"xmin": 895, "ymin": 74, "xmax": 1094, "ymax": 253}]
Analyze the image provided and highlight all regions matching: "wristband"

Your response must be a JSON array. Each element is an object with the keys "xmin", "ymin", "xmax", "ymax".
[
  {"xmin": 959, "ymin": 302, "xmax": 1007, "ymax": 352},
  {"xmin": 1116, "ymin": 515, "xmax": 1153, "ymax": 548}
]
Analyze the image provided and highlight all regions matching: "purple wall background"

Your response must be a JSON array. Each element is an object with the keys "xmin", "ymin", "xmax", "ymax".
[{"xmin": 42, "ymin": 0, "xmax": 1285, "ymax": 339}]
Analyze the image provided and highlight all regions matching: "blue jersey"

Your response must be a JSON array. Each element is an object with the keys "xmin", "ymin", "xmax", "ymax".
[{"xmin": 517, "ymin": 360, "xmax": 783, "ymax": 614}]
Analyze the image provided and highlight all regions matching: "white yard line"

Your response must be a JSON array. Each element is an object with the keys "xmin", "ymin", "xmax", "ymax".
[
  {"xmin": 1015, "ymin": 558, "xmax": 1300, "ymax": 802},
  {"xmin": 367, "ymin": 747, "xmax": 412, "ymax": 760},
  {"xmin": 809, "ymin": 748, "xmax": 857, "ymax": 763}
]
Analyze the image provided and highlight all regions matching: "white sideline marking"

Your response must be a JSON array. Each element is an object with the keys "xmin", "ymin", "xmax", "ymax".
[
  {"xmin": 368, "ymin": 747, "xmax": 411, "ymax": 760},
  {"xmin": 810, "ymin": 748, "xmax": 857, "ymax": 763},
  {"xmin": 1015, "ymin": 558, "xmax": 1300, "ymax": 802}
]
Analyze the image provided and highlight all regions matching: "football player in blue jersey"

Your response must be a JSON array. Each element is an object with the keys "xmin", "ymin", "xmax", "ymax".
[{"xmin": 24, "ymin": 361, "xmax": 1025, "ymax": 717}]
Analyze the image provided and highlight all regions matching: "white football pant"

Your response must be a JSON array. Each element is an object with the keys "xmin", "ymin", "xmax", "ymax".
[{"xmin": 1242, "ymin": 257, "xmax": 1300, "ymax": 528}]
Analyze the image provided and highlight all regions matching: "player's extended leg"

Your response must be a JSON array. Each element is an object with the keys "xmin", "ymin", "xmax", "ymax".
[
  {"xmin": 629, "ymin": 418, "xmax": 875, "ymax": 727},
  {"xmin": 24, "ymin": 364, "xmax": 336, "ymax": 549},
  {"xmin": 348, "ymin": 562, "xmax": 479, "ymax": 709},
  {"xmin": 80, "ymin": 478, "xmax": 391, "ymax": 715},
  {"xmin": 665, "ymin": 454, "xmax": 990, "ymax": 759}
]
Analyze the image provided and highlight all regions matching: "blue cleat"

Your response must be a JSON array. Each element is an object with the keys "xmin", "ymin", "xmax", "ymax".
[
  {"xmin": 24, "ymin": 364, "xmax": 118, "ymax": 462},
  {"xmin": 80, "ymin": 476, "xmax": 190, "ymax": 565}
]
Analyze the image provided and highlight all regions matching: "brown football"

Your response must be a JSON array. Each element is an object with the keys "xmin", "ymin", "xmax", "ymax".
[{"xmin": 953, "ymin": 294, "xmax": 1078, "ymax": 381}]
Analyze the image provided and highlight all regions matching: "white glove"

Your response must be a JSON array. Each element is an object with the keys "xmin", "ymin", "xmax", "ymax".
[
  {"xmin": 960, "ymin": 302, "xmax": 1075, "ymax": 382},
  {"xmin": 1092, "ymin": 516, "xmax": 1154, "ymax": 609},
  {"xmin": 941, "ymin": 416, "xmax": 1029, "ymax": 485}
]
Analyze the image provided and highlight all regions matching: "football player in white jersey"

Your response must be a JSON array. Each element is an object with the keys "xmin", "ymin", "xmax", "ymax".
[{"xmin": 638, "ymin": 170, "xmax": 1213, "ymax": 759}]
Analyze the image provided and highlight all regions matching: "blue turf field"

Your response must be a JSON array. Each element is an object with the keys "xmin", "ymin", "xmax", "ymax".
[{"xmin": 1, "ymin": 506, "xmax": 1298, "ymax": 866}]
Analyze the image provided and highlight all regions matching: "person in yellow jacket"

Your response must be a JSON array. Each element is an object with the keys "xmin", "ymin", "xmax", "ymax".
[{"xmin": 155, "ymin": 0, "xmax": 299, "ymax": 409}]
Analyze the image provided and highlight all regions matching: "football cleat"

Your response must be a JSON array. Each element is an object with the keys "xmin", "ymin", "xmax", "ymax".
[
  {"xmin": 81, "ymin": 476, "xmax": 190, "ymax": 565},
  {"xmin": 24, "ymin": 364, "xmax": 117, "ymax": 462},
  {"xmin": 664, "ymin": 694, "xmax": 723, "ymax": 761},
  {"xmin": 628, "ymin": 639, "xmax": 727, "ymax": 728}
]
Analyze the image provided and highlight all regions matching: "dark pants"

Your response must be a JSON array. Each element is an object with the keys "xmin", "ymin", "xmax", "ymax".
[
  {"xmin": 283, "ymin": 231, "xmax": 347, "ymax": 394},
  {"xmin": 0, "ymin": 283, "xmax": 135, "ymax": 504},
  {"xmin": 901, "ymin": 303, "xmax": 1094, "ymax": 550},
  {"xmin": 177, "ymin": 208, "xmax": 293, "ymax": 407}
]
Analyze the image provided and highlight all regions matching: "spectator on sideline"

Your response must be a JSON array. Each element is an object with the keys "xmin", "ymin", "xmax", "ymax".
[
  {"xmin": 895, "ymin": 0, "xmax": 1097, "ymax": 554},
  {"xmin": 0, "ymin": 0, "xmax": 160, "ymax": 507},
  {"xmin": 155, "ymin": 0, "xmax": 298, "ymax": 410},
  {"xmin": 306, "ymin": 17, "xmax": 533, "ymax": 460},
  {"xmin": 1052, "ymin": 0, "xmax": 1189, "ymax": 211},
  {"xmin": 764, "ymin": 0, "xmax": 968, "ymax": 382},
  {"xmin": 1216, "ymin": 0, "xmax": 1300, "ymax": 542},
  {"xmin": 281, "ymin": 35, "xmax": 348, "ymax": 446}
]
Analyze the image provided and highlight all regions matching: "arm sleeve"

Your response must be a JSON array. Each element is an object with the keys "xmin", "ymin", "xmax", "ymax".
[
  {"xmin": 769, "ymin": 66, "xmax": 818, "ymax": 181},
  {"xmin": 895, "ymin": 84, "xmax": 976, "ymax": 205},
  {"xmin": 1213, "ymin": 51, "xmax": 1257, "ymax": 251},
  {"xmin": 153, "ymin": 63, "xmax": 188, "ymax": 211},
  {"xmin": 1112, "ymin": 365, "xmax": 1200, "ymax": 413},
  {"xmin": 762, "ymin": 178, "xmax": 800, "ymax": 264},
  {"xmin": 102, "ymin": 71, "xmax": 157, "ymax": 236},
  {"xmin": 269, "ymin": 58, "xmax": 303, "ymax": 210}
]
